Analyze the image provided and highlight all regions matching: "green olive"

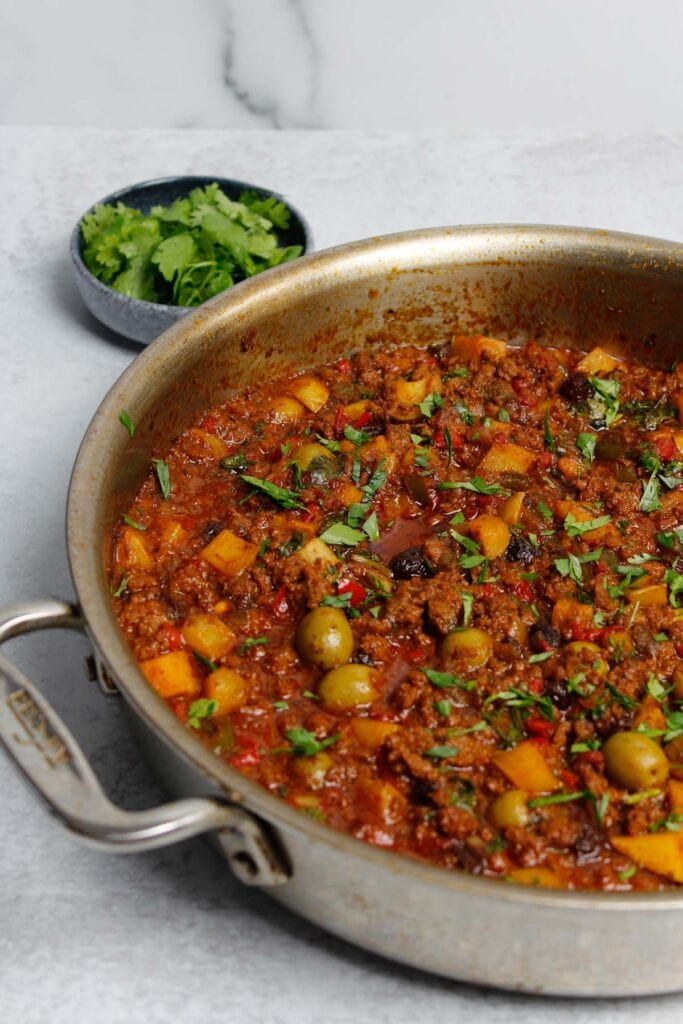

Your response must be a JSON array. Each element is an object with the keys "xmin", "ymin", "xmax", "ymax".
[
  {"xmin": 603, "ymin": 731, "xmax": 670, "ymax": 791},
  {"xmin": 296, "ymin": 607, "xmax": 354, "ymax": 670},
  {"xmin": 489, "ymin": 789, "xmax": 530, "ymax": 828},
  {"xmin": 318, "ymin": 664, "xmax": 379, "ymax": 711},
  {"xmin": 441, "ymin": 627, "xmax": 492, "ymax": 668},
  {"xmin": 292, "ymin": 443, "xmax": 335, "ymax": 472}
]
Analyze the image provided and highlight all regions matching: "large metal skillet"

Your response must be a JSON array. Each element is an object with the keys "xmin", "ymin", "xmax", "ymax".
[{"xmin": 1, "ymin": 226, "xmax": 682, "ymax": 997}]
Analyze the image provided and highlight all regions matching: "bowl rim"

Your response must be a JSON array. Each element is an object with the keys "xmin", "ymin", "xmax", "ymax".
[
  {"xmin": 69, "ymin": 174, "xmax": 314, "ymax": 313},
  {"xmin": 67, "ymin": 222, "xmax": 683, "ymax": 911}
]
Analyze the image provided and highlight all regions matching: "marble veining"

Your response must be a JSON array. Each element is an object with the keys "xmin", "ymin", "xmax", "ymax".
[
  {"xmin": 221, "ymin": 0, "xmax": 321, "ymax": 128},
  {"xmin": 1, "ymin": 0, "xmax": 682, "ymax": 130}
]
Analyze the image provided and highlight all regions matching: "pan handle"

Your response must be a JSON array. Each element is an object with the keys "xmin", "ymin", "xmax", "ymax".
[{"xmin": 0, "ymin": 599, "xmax": 289, "ymax": 885}]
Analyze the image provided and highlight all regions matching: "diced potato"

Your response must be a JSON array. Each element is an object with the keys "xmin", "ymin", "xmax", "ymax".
[
  {"xmin": 499, "ymin": 492, "xmax": 525, "ymax": 526},
  {"xmin": 551, "ymin": 597, "xmax": 594, "ymax": 634},
  {"xmin": 291, "ymin": 752, "xmax": 333, "ymax": 789},
  {"xmin": 386, "ymin": 373, "xmax": 441, "ymax": 422},
  {"xmin": 451, "ymin": 333, "xmax": 507, "ymax": 362},
  {"xmin": 576, "ymin": 346, "xmax": 620, "ymax": 375},
  {"xmin": 118, "ymin": 526, "xmax": 153, "ymax": 570},
  {"xmin": 624, "ymin": 583, "xmax": 668, "ymax": 607},
  {"xmin": 140, "ymin": 651, "xmax": 200, "ymax": 699},
  {"xmin": 492, "ymin": 740, "xmax": 558, "ymax": 793},
  {"xmin": 557, "ymin": 455, "xmax": 584, "ymax": 485},
  {"xmin": 610, "ymin": 833, "xmax": 683, "ymax": 884},
  {"xmin": 272, "ymin": 513, "xmax": 317, "ymax": 539},
  {"xmin": 294, "ymin": 537, "xmax": 339, "ymax": 568},
  {"xmin": 159, "ymin": 519, "xmax": 188, "ymax": 550},
  {"xmin": 343, "ymin": 399, "xmax": 370, "ymax": 420},
  {"xmin": 350, "ymin": 718, "xmax": 399, "ymax": 751},
  {"xmin": 359, "ymin": 434, "xmax": 397, "ymax": 474},
  {"xmin": 565, "ymin": 641, "xmax": 609, "ymax": 677},
  {"xmin": 673, "ymin": 431, "xmax": 683, "ymax": 455},
  {"xmin": 181, "ymin": 614, "xmax": 237, "ymax": 661},
  {"xmin": 669, "ymin": 779, "xmax": 683, "ymax": 813},
  {"xmin": 288, "ymin": 376, "xmax": 330, "ymax": 413},
  {"xmin": 477, "ymin": 443, "xmax": 536, "ymax": 475},
  {"xmin": 336, "ymin": 483, "xmax": 364, "ymax": 507},
  {"xmin": 356, "ymin": 779, "xmax": 405, "ymax": 823},
  {"xmin": 633, "ymin": 694, "xmax": 667, "ymax": 733},
  {"xmin": 213, "ymin": 600, "xmax": 231, "ymax": 614},
  {"xmin": 467, "ymin": 514, "xmax": 510, "ymax": 558},
  {"xmin": 201, "ymin": 529, "xmax": 258, "ymax": 577},
  {"xmin": 266, "ymin": 396, "xmax": 305, "ymax": 424},
  {"xmin": 507, "ymin": 866, "xmax": 563, "ymax": 889},
  {"xmin": 205, "ymin": 667, "xmax": 248, "ymax": 715},
  {"xmin": 602, "ymin": 629, "xmax": 633, "ymax": 656},
  {"xmin": 186, "ymin": 427, "xmax": 229, "ymax": 459},
  {"xmin": 292, "ymin": 793, "xmax": 321, "ymax": 810}
]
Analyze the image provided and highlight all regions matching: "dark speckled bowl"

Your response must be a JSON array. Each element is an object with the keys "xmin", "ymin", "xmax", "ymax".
[{"xmin": 70, "ymin": 175, "xmax": 312, "ymax": 345}]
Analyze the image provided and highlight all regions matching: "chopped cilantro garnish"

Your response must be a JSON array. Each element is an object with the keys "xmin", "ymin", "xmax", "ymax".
[
  {"xmin": 187, "ymin": 698, "xmax": 217, "ymax": 729},
  {"xmin": 123, "ymin": 514, "xmax": 146, "ymax": 531},
  {"xmin": 418, "ymin": 392, "xmax": 444, "ymax": 417},
  {"xmin": 319, "ymin": 523, "xmax": 366, "ymax": 547},
  {"xmin": 152, "ymin": 458, "xmax": 171, "ymax": 500},
  {"xmin": 439, "ymin": 476, "xmax": 505, "ymax": 495},
  {"xmin": 240, "ymin": 474, "xmax": 303, "ymax": 510},
  {"xmin": 421, "ymin": 668, "xmax": 476, "ymax": 691},
  {"xmin": 564, "ymin": 512, "xmax": 611, "ymax": 537},
  {"xmin": 576, "ymin": 432, "xmax": 596, "ymax": 463},
  {"xmin": 118, "ymin": 409, "xmax": 135, "ymax": 437},
  {"xmin": 285, "ymin": 727, "xmax": 339, "ymax": 757},
  {"xmin": 424, "ymin": 744, "xmax": 459, "ymax": 760}
]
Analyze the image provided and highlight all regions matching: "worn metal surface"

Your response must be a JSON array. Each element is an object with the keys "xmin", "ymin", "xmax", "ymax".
[{"xmin": 26, "ymin": 226, "xmax": 683, "ymax": 994}]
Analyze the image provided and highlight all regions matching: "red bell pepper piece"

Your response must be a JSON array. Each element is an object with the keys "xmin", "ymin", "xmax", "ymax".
[
  {"xmin": 338, "ymin": 578, "xmax": 367, "ymax": 607},
  {"xmin": 271, "ymin": 585, "xmax": 290, "ymax": 619}
]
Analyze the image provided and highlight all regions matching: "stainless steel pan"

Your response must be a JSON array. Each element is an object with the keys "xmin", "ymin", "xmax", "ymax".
[{"xmin": 2, "ymin": 226, "xmax": 683, "ymax": 997}]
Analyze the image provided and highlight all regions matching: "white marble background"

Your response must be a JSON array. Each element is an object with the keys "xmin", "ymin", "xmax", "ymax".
[{"xmin": 1, "ymin": 0, "xmax": 682, "ymax": 131}]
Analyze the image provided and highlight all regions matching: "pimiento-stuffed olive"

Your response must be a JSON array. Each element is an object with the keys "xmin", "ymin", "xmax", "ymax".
[
  {"xmin": 318, "ymin": 664, "xmax": 379, "ymax": 711},
  {"xmin": 603, "ymin": 731, "xmax": 669, "ymax": 790},
  {"xmin": 296, "ymin": 607, "xmax": 354, "ymax": 670}
]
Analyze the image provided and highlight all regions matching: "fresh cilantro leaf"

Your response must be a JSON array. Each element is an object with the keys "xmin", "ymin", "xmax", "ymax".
[
  {"xmin": 528, "ymin": 791, "xmax": 586, "ymax": 808},
  {"xmin": 112, "ymin": 575, "xmax": 128, "ymax": 598},
  {"xmin": 444, "ymin": 426, "xmax": 453, "ymax": 468},
  {"xmin": 187, "ymin": 698, "xmax": 217, "ymax": 729},
  {"xmin": 191, "ymin": 650, "xmax": 218, "ymax": 673},
  {"xmin": 123, "ymin": 514, "xmax": 146, "ymax": 531},
  {"xmin": 564, "ymin": 512, "xmax": 611, "ymax": 537},
  {"xmin": 640, "ymin": 471, "xmax": 662, "ymax": 513},
  {"xmin": 419, "ymin": 392, "xmax": 444, "ymax": 417},
  {"xmin": 443, "ymin": 367, "xmax": 468, "ymax": 380},
  {"xmin": 319, "ymin": 523, "xmax": 366, "ymax": 546},
  {"xmin": 498, "ymin": 409, "xmax": 511, "ymax": 423},
  {"xmin": 152, "ymin": 458, "xmax": 171, "ymax": 500},
  {"xmin": 543, "ymin": 409, "xmax": 557, "ymax": 453},
  {"xmin": 537, "ymin": 500, "xmax": 553, "ymax": 520},
  {"xmin": 461, "ymin": 592, "xmax": 474, "ymax": 627},
  {"xmin": 554, "ymin": 548, "xmax": 602, "ymax": 586},
  {"xmin": 665, "ymin": 568, "xmax": 683, "ymax": 608},
  {"xmin": 438, "ymin": 476, "xmax": 505, "ymax": 495},
  {"xmin": 421, "ymin": 668, "xmax": 476, "ymax": 691},
  {"xmin": 343, "ymin": 424, "xmax": 372, "ymax": 446},
  {"xmin": 361, "ymin": 458, "xmax": 387, "ymax": 503},
  {"xmin": 576, "ymin": 432, "xmax": 596, "ymax": 463},
  {"xmin": 528, "ymin": 651, "xmax": 553, "ymax": 664},
  {"xmin": 240, "ymin": 474, "xmax": 303, "ymax": 510},
  {"xmin": 220, "ymin": 450, "xmax": 249, "ymax": 473},
  {"xmin": 657, "ymin": 528, "xmax": 683, "ymax": 549},
  {"xmin": 453, "ymin": 400, "xmax": 474, "ymax": 426},
  {"xmin": 362, "ymin": 511, "xmax": 380, "ymax": 542},
  {"xmin": 589, "ymin": 377, "xmax": 620, "ymax": 426},
  {"xmin": 424, "ymin": 744, "xmax": 459, "ymax": 759},
  {"xmin": 285, "ymin": 727, "xmax": 339, "ymax": 757},
  {"xmin": 315, "ymin": 434, "xmax": 341, "ymax": 454},
  {"xmin": 238, "ymin": 636, "xmax": 269, "ymax": 654},
  {"xmin": 434, "ymin": 700, "xmax": 452, "ymax": 717},
  {"xmin": 119, "ymin": 409, "xmax": 135, "ymax": 437}
]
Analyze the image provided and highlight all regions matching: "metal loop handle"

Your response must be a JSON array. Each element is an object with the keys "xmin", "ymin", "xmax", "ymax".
[{"xmin": 0, "ymin": 600, "xmax": 288, "ymax": 884}]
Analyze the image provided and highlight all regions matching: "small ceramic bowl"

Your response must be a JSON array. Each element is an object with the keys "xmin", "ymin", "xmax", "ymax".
[{"xmin": 70, "ymin": 175, "xmax": 312, "ymax": 344}]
